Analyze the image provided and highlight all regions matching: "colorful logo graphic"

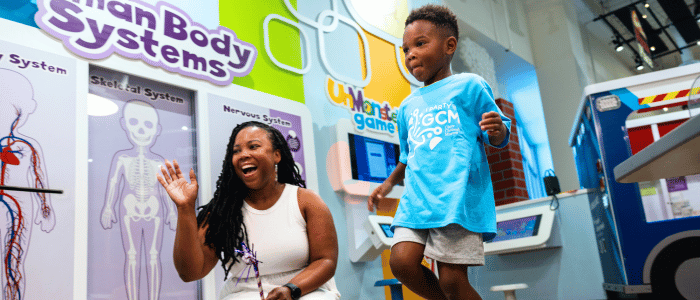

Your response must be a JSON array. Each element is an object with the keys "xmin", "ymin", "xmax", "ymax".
[
  {"xmin": 35, "ymin": 0, "xmax": 257, "ymax": 85},
  {"xmin": 326, "ymin": 76, "xmax": 398, "ymax": 135}
]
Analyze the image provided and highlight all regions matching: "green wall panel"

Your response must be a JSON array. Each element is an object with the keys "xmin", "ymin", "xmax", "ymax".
[{"xmin": 220, "ymin": 1, "xmax": 305, "ymax": 103}]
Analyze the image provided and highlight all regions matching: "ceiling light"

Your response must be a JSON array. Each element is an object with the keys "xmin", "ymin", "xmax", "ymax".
[
  {"xmin": 642, "ymin": 14, "xmax": 647, "ymax": 19},
  {"xmin": 650, "ymin": 46, "xmax": 656, "ymax": 51},
  {"xmin": 697, "ymin": 40, "xmax": 700, "ymax": 46},
  {"xmin": 635, "ymin": 57, "xmax": 644, "ymax": 70},
  {"xmin": 644, "ymin": 3, "xmax": 650, "ymax": 8},
  {"xmin": 663, "ymin": 107, "xmax": 669, "ymax": 112},
  {"xmin": 614, "ymin": 36, "xmax": 625, "ymax": 52}
]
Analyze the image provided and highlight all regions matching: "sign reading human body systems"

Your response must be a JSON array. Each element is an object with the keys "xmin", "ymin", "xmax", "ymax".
[{"xmin": 35, "ymin": 0, "xmax": 257, "ymax": 85}]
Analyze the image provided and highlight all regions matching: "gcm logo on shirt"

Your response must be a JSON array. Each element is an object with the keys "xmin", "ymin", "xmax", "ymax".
[{"xmin": 407, "ymin": 105, "xmax": 460, "ymax": 157}]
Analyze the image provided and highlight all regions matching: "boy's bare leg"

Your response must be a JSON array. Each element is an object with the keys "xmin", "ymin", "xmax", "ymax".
[
  {"xmin": 436, "ymin": 261, "xmax": 482, "ymax": 300},
  {"xmin": 390, "ymin": 242, "xmax": 447, "ymax": 300}
]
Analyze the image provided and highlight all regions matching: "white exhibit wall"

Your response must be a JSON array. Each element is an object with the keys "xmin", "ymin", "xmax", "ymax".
[
  {"xmin": 0, "ymin": 17, "xmax": 319, "ymax": 300},
  {"xmin": 444, "ymin": 0, "xmax": 534, "ymax": 65}
]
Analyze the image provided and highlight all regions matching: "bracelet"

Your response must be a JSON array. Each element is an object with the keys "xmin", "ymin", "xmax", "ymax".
[{"xmin": 283, "ymin": 283, "xmax": 301, "ymax": 300}]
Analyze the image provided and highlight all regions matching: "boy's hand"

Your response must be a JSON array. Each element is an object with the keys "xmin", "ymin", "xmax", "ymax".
[
  {"xmin": 368, "ymin": 182, "xmax": 393, "ymax": 212},
  {"xmin": 479, "ymin": 111, "xmax": 507, "ymax": 145}
]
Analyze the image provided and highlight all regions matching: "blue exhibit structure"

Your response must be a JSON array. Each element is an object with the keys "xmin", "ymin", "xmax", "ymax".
[{"xmin": 569, "ymin": 64, "xmax": 700, "ymax": 298}]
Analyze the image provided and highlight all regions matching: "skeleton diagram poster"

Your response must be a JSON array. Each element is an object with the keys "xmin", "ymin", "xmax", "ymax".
[
  {"xmin": 0, "ymin": 40, "xmax": 76, "ymax": 299},
  {"xmin": 207, "ymin": 93, "xmax": 307, "ymax": 294},
  {"xmin": 87, "ymin": 66, "xmax": 198, "ymax": 299}
]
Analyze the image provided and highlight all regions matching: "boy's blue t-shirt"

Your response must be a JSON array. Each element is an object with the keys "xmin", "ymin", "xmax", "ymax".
[{"xmin": 392, "ymin": 73, "xmax": 511, "ymax": 242}]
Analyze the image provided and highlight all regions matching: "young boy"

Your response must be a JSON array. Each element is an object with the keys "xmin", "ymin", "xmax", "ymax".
[{"xmin": 367, "ymin": 4, "xmax": 511, "ymax": 300}]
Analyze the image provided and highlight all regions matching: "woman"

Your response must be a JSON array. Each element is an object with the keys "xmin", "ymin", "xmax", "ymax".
[{"xmin": 157, "ymin": 121, "xmax": 340, "ymax": 300}]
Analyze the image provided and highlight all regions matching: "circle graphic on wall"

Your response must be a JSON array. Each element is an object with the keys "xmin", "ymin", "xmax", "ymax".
[{"xmin": 287, "ymin": 130, "xmax": 301, "ymax": 152}]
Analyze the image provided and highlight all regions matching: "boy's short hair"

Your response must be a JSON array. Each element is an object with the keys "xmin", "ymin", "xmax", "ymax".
[{"xmin": 405, "ymin": 4, "xmax": 459, "ymax": 41}]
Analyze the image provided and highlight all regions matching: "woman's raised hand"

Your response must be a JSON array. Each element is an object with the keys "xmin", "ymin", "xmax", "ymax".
[{"xmin": 157, "ymin": 159, "xmax": 199, "ymax": 209}]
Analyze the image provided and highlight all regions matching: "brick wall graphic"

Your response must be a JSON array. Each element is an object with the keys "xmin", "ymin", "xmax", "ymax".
[{"xmin": 486, "ymin": 98, "xmax": 529, "ymax": 206}]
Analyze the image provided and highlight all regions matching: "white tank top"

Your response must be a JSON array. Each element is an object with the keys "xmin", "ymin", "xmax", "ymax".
[
  {"xmin": 219, "ymin": 185, "xmax": 340, "ymax": 299},
  {"xmin": 229, "ymin": 184, "xmax": 309, "ymax": 277}
]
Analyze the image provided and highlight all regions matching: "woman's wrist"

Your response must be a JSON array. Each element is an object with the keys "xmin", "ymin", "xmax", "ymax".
[
  {"xmin": 282, "ymin": 283, "xmax": 301, "ymax": 299},
  {"xmin": 175, "ymin": 202, "xmax": 197, "ymax": 213}
]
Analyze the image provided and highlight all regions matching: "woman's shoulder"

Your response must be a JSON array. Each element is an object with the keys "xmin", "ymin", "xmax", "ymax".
[
  {"xmin": 294, "ymin": 186, "xmax": 323, "ymax": 204},
  {"xmin": 293, "ymin": 187, "xmax": 330, "ymax": 218}
]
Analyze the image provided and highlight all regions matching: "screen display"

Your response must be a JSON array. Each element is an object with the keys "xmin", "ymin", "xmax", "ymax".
[
  {"xmin": 379, "ymin": 224, "xmax": 394, "ymax": 238},
  {"xmin": 487, "ymin": 215, "xmax": 542, "ymax": 243},
  {"xmin": 348, "ymin": 133, "xmax": 402, "ymax": 185}
]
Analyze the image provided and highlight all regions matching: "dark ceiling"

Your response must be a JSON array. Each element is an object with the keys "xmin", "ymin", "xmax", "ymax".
[{"xmin": 594, "ymin": 0, "xmax": 700, "ymax": 67}]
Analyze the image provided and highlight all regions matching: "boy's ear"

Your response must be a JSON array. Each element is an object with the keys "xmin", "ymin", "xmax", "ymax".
[{"xmin": 445, "ymin": 36, "xmax": 457, "ymax": 55}]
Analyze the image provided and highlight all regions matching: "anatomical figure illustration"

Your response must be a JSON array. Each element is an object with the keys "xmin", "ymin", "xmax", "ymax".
[
  {"xmin": 0, "ymin": 68, "xmax": 56, "ymax": 300},
  {"xmin": 99, "ymin": 100, "xmax": 176, "ymax": 300}
]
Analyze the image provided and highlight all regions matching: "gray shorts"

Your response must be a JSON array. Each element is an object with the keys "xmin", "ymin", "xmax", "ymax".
[{"xmin": 392, "ymin": 224, "xmax": 485, "ymax": 265}]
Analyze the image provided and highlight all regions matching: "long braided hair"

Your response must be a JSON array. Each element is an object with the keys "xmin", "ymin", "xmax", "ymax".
[{"xmin": 196, "ymin": 121, "xmax": 305, "ymax": 279}]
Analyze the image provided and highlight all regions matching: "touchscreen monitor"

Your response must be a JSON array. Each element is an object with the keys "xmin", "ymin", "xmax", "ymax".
[
  {"xmin": 379, "ymin": 223, "xmax": 394, "ymax": 238},
  {"xmin": 348, "ymin": 133, "xmax": 402, "ymax": 185},
  {"xmin": 488, "ymin": 215, "xmax": 542, "ymax": 243}
]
